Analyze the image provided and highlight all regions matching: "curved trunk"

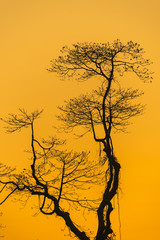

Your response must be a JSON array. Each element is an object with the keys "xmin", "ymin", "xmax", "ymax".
[{"xmin": 96, "ymin": 140, "xmax": 120, "ymax": 240}]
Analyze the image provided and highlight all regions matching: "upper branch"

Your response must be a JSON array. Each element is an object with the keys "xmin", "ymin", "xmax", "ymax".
[{"xmin": 47, "ymin": 40, "xmax": 153, "ymax": 83}]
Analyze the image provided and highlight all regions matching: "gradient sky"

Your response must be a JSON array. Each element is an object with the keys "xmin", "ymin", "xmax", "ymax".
[{"xmin": 0, "ymin": 0, "xmax": 160, "ymax": 239}]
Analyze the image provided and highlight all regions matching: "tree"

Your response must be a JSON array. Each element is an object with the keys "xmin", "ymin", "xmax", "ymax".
[
  {"xmin": 0, "ymin": 109, "xmax": 103, "ymax": 240},
  {"xmin": 48, "ymin": 40, "xmax": 152, "ymax": 239},
  {"xmin": 0, "ymin": 40, "xmax": 152, "ymax": 240}
]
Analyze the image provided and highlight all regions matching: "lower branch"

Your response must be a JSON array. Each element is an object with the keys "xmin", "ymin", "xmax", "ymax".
[{"xmin": 55, "ymin": 206, "xmax": 90, "ymax": 240}]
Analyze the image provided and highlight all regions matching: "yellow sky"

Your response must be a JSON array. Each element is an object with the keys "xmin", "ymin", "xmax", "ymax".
[{"xmin": 0, "ymin": 0, "xmax": 160, "ymax": 239}]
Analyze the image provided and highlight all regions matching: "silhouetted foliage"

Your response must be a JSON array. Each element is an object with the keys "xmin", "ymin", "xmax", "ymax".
[{"xmin": 0, "ymin": 40, "xmax": 152, "ymax": 240}]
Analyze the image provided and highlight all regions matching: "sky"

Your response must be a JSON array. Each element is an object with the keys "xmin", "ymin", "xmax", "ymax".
[{"xmin": 0, "ymin": 0, "xmax": 160, "ymax": 239}]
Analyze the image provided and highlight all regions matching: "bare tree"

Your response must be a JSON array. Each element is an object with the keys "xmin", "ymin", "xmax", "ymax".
[
  {"xmin": 47, "ymin": 40, "xmax": 152, "ymax": 239},
  {"xmin": 0, "ymin": 40, "xmax": 152, "ymax": 240},
  {"xmin": 0, "ymin": 109, "xmax": 103, "ymax": 240}
]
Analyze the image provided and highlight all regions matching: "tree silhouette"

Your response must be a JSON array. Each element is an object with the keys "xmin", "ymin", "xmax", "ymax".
[
  {"xmin": 48, "ymin": 40, "xmax": 152, "ymax": 239},
  {"xmin": 0, "ymin": 40, "xmax": 152, "ymax": 240},
  {"xmin": 0, "ymin": 109, "xmax": 103, "ymax": 240}
]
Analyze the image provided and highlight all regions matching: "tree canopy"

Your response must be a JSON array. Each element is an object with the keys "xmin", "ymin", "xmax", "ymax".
[{"xmin": 48, "ymin": 40, "xmax": 152, "ymax": 83}]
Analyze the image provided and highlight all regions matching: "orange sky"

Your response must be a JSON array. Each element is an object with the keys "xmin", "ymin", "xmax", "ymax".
[{"xmin": 0, "ymin": 0, "xmax": 160, "ymax": 239}]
